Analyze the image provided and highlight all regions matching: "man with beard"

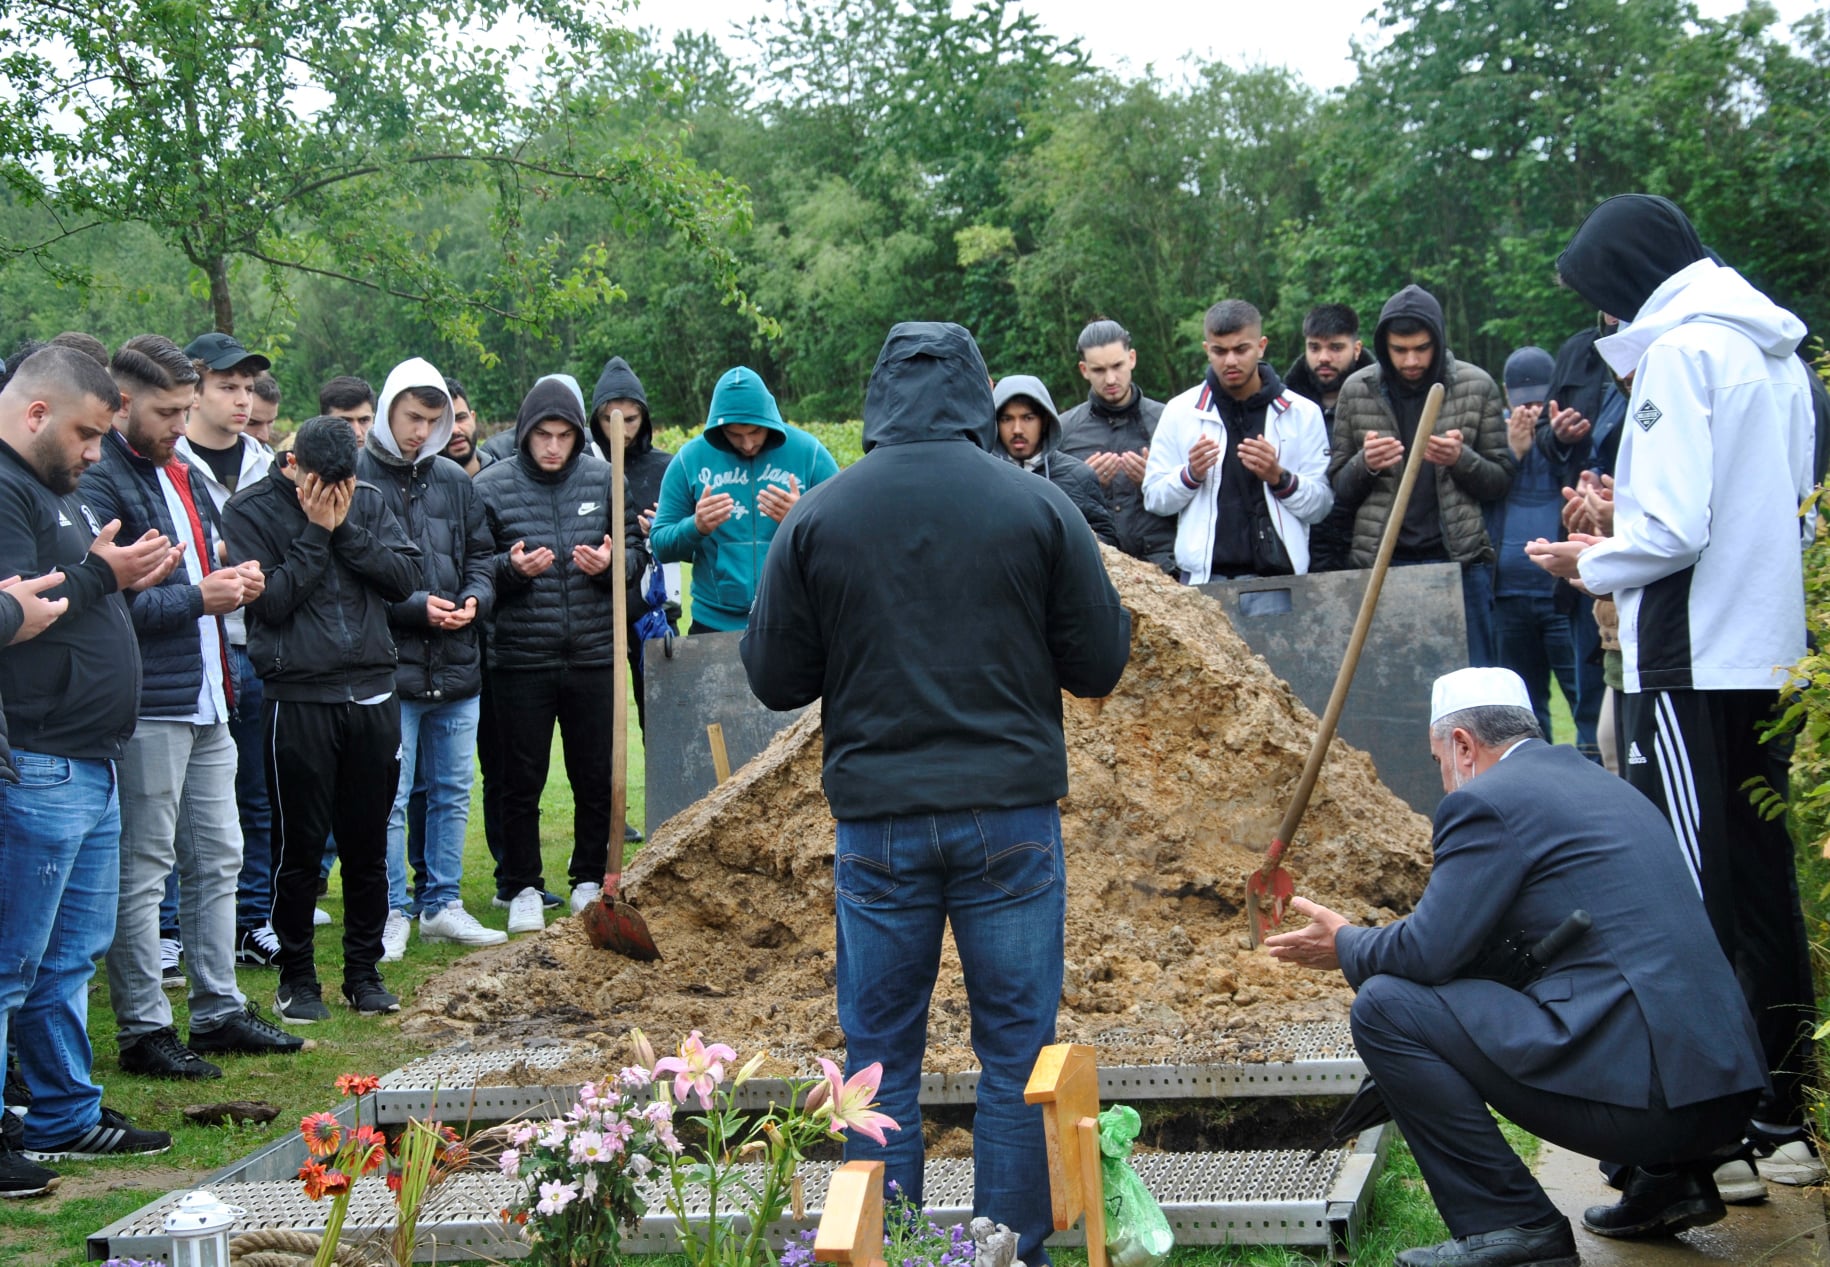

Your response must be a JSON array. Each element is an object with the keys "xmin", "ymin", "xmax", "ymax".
[
  {"xmin": 1284, "ymin": 304, "xmax": 1373, "ymax": 572},
  {"xmin": 247, "ymin": 374, "xmax": 279, "ymax": 454},
  {"xmin": 1328, "ymin": 285, "xmax": 1512, "ymax": 664},
  {"xmin": 1056, "ymin": 319, "xmax": 1176, "ymax": 573},
  {"xmin": 1143, "ymin": 300, "xmax": 1334, "ymax": 585},
  {"xmin": 83, "ymin": 336, "xmax": 300, "ymax": 1078},
  {"xmin": 0, "ymin": 346, "xmax": 176, "ymax": 1189},
  {"xmin": 441, "ymin": 379, "xmax": 493, "ymax": 477},
  {"xmin": 992, "ymin": 376, "xmax": 1116, "ymax": 546}
]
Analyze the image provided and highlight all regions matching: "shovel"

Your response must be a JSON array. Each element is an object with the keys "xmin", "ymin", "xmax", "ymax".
[
  {"xmin": 1245, "ymin": 382, "xmax": 1444, "ymax": 947},
  {"xmin": 581, "ymin": 407, "xmax": 661, "ymax": 961}
]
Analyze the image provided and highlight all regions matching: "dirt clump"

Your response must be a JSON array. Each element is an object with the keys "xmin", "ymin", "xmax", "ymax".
[{"xmin": 406, "ymin": 549, "xmax": 1433, "ymax": 1074}]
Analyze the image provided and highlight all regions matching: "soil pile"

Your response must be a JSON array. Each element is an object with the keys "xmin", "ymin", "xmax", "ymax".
[{"xmin": 405, "ymin": 548, "xmax": 1434, "ymax": 1072}]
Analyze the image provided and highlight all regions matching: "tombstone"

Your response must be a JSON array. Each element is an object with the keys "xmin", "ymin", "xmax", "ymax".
[
  {"xmin": 640, "ymin": 630, "xmax": 809, "ymax": 836},
  {"xmin": 1197, "ymin": 563, "xmax": 1466, "ymax": 815}
]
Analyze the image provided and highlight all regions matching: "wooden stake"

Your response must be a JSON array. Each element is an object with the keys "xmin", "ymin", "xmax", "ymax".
[
  {"xmin": 708, "ymin": 722, "xmax": 731, "ymax": 784},
  {"xmin": 1025, "ymin": 1042, "xmax": 1105, "ymax": 1266},
  {"xmin": 814, "ymin": 1160, "xmax": 886, "ymax": 1267}
]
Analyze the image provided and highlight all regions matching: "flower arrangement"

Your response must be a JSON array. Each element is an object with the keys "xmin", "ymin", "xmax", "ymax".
[
  {"xmin": 501, "ymin": 1029, "xmax": 900, "ymax": 1267},
  {"xmin": 295, "ymin": 1073, "xmax": 469, "ymax": 1267}
]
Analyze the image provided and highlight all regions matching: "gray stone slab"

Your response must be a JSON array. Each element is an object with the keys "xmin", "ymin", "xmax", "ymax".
[
  {"xmin": 639, "ymin": 629, "xmax": 806, "ymax": 835},
  {"xmin": 1197, "ymin": 563, "xmax": 1467, "ymax": 816}
]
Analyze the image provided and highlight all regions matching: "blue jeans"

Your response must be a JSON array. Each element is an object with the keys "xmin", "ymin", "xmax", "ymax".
[
  {"xmin": 1461, "ymin": 561, "xmax": 1496, "ymax": 667},
  {"xmin": 0, "ymin": 752, "xmax": 118, "ymax": 1146},
  {"xmin": 388, "ymin": 695, "xmax": 480, "ymax": 912},
  {"xmin": 1493, "ymin": 595, "xmax": 1579, "ymax": 744},
  {"xmin": 1570, "ymin": 594, "xmax": 1604, "ymax": 760},
  {"xmin": 229, "ymin": 646, "xmax": 275, "ymax": 929},
  {"xmin": 834, "ymin": 806, "xmax": 1064, "ymax": 1264}
]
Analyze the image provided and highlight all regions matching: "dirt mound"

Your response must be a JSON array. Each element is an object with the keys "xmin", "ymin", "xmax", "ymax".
[{"xmin": 406, "ymin": 549, "xmax": 1434, "ymax": 1072}]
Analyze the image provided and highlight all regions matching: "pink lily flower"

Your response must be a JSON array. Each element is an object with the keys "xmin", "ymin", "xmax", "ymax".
[
  {"xmin": 814, "ymin": 1058, "xmax": 900, "ymax": 1147},
  {"xmin": 653, "ymin": 1030, "xmax": 737, "ymax": 1110}
]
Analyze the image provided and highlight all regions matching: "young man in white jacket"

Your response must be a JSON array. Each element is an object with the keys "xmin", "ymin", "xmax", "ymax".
[
  {"xmin": 1532, "ymin": 194, "xmax": 1821, "ymax": 1193},
  {"xmin": 1142, "ymin": 299, "xmax": 1333, "ymax": 584}
]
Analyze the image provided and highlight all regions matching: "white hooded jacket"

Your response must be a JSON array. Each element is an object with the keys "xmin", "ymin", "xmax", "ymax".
[{"xmin": 1576, "ymin": 259, "xmax": 1816, "ymax": 692}]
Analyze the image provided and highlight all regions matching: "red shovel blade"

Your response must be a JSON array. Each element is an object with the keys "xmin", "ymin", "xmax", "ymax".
[{"xmin": 1245, "ymin": 863, "xmax": 1295, "ymax": 949}]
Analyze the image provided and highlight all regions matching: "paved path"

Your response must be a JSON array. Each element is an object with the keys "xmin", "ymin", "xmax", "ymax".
[{"xmin": 1536, "ymin": 1142, "xmax": 1830, "ymax": 1265}]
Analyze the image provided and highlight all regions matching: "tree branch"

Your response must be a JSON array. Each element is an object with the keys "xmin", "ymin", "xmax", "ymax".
[{"xmin": 240, "ymin": 248, "xmax": 522, "ymax": 321}]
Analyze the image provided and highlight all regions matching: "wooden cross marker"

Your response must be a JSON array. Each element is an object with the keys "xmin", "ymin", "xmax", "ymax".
[
  {"xmin": 1024, "ymin": 1043, "xmax": 1107, "ymax": 1267},
  {"xmin": 814, "ymin": 1159, "xmax": 886, "ymax": 1267}
]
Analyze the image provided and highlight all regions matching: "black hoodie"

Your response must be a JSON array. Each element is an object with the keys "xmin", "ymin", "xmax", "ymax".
[
  {"xmin": 1285, "ymin": 347, "xmax": 1375, "ymax": 572},
  {"xmin": 1556, "ymin": 194, "xmax": 1707, "ymax": 324},
  {"xmin": 741, "ymin": 322, "xmax": 1132, "ymax": 819},
  {"xmin": 1373, "ymin": 285, "xmax": 1450, "ymax": 553},
  {"xmin": 589, "ymin": 357, "xmax": 675, "ymax": 621}
]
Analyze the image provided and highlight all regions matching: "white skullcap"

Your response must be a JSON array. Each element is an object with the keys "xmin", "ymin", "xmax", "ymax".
[{"xmin": 1430, "ymin": 667, "xmax": 1533, "ymax": 725}]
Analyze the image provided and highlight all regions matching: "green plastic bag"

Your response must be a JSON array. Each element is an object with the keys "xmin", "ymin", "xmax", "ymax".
[{"xmin": 1097, "ymin": 1105, "xmax": 1174, "ymax": 1267}]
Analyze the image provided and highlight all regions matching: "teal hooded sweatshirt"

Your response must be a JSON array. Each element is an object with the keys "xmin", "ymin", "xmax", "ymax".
[{"xmin": 650, "ymin": 367, "xmax": 840, "ymax": 631}]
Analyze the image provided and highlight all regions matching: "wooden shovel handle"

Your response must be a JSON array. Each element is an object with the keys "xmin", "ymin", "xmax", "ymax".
[
  {"xmin": 1268, "ymin": 382, "xmax": 1445, "ymax": 858},
  {"xmin": 608, "ymin": 410, "xmax": 630, "ymax": 886}
]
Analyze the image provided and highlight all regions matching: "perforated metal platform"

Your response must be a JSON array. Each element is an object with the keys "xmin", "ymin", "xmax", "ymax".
[
  {"xmin": 89, "ymin": 1126, "xmax": 1390, "ymax": 1262},
  {"xmin": 372, "ymin": 1023, "xmax": 1364, "ymax": 1124}
]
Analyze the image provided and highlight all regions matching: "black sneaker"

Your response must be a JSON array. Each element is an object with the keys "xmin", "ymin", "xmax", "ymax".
[
  {"xmin": 624, "ymin": 820, "xmax": 643, "ymax": 844},
  {"xmin": 492, "ymin": 889, "xmax": 564, "ymax": 910},
  {"xmin": 235, "ymin": 924, "xmax": 282, "ymax": 968},
  {"xmin": 3, "ymin": 1059, "xmax": 29, "ymax": 1112},
  {"xmin": 275, "ymin": 981, "xmax": 331, "ymax": 1025},
  {"xmin": 118, "ymin": 1027, "xmax": 223, "ymax": 1080},
  {"xmin": 0, "ymin": 1115, "xmax": 58, "ymax": 1198},
  {"xmin": 190, "ymin": 1002, "xmax": 305, "ymax": 1055},
  {"xmin": 160, "ymin": 937, "xmax": 186, "ymax": 992},
  {"xmin": 24, "ymin": 1106, "xmax": 171, "ymax": 1161},
  {"xmin": 342, "ymin": 980, "xmax": 400, "ymax": 1016}
]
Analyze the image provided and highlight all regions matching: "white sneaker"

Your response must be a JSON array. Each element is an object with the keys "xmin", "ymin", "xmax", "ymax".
[
  {"xmin": 380, "ymin": 909, "xmax": 411, "ymax": 962},
  {"xmin": 506, "ymin": 887, "xmax": 546, "ymax": 935},
  {"xmin": 313, "ymin": 906, "xmax": 332, "ymax": 927},
  {"xmin": 1711, "ymin": 1158, "xmax": 1766, "ymax": 1203},
  {"xmin": 569, "ymin": 882, "xmax": 602, "ymax": 915},
  {"xmin": 420, "ymin": 902, "xmax": 508, "ymax": 947},
  {"xmin": 1753, "ymin": 1139, "xmax": 1828, "ymax": 1186}
]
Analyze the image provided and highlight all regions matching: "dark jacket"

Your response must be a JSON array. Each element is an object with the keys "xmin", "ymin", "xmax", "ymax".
[
  {"xmin": 1337, "ymin": 740, "xmax": 1765, "ymax": 1110},
  {"xmin": 740, "ymin": 322, "xmax": 1132, "ymax": 820},
  {"xmin": 222, "ymin": 464, "xmax": 422, "ymax": 702},
  {"xmin": 1057, "ymin": 386, "xmax": 1175, "ymax": 573},
  {"xmin": 1285, "ymin": 348, "xmax": 1375, "ymax": 573},
  {"xmin": 991, "ymin": 376, "xmax": 1118, "ymax": 548},
  {"xmin": 0, "ymin": 438, "xmax": 141, "ymax": 759},
  {"xmin": 475, "ymin": 378, "xmax": 645, "ymax": 671},
  {"xmin": 589, "ymin": 357, "xmax": 674, "ymax": 623},
  {"xmin": 1327, "ymin": 286, "xmax": 1513, "ymax": 566},
  {"xmin": 0, "ymin": 591, "xmax": 18, "ymax": 779},
  {"xmin": 78, "ymin": 430, "xmax": 229, "ymax": 719},
  {"xmin": 357, "ymin": 444, "xmax": 495, "ymax": 704}
]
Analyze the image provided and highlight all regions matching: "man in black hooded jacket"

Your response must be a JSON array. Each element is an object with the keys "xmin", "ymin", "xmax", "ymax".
[
  {"xmin": 475, "ymin": 379, "xmax": 644, "ymax": 934},
  {"xmin": 991, "ymin": 375, "xmax": 1117, "ymax": 547},
  {"xmin": 741, "ymin": 321, "xmax": 1131, "ymax": 1266},
  {"xmin": 588, "ymin": 356, "xmax": 675, "ymax": 752}
]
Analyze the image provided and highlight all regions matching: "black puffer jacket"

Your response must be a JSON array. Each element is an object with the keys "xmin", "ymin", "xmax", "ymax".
[
  {"xmin": 357, "ymin": 446, "xmax": 494, "ymax": 703},
  {"xmin": 79, "ymin": 430, "xmax": 229, "ymax": 719},
  {"xmin": 475, "ymin": 379, "xmax": 646, "ymax": 671},
  {"xmin": 589, "ymin": 357, "xmax": 674, "ymax": 620},
  {"xmin": 1057, "ymin": 386, "xmax": 1174, "ymax": 572},
  {"xmin": 223, "ymin": 464, "xmax": 422, "ymax": 702},
  {"xmin": 1285, "ymin": 347, "xmax": 1375, "ymax": 573}
]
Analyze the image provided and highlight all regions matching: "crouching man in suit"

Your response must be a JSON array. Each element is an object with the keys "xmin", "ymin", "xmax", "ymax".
[{"xmin": 1266, "ymin": 667, "xmax": 1765, "ymax": 1267}]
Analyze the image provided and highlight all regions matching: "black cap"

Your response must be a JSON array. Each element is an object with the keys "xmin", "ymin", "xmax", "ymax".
[
  {"xmin": 1503, "ymin": 347, "xmax": 1553, "ymax": 405},
  {"xmin": 183, "ymin": 331, "xmax": 271, "ymax": 373}
]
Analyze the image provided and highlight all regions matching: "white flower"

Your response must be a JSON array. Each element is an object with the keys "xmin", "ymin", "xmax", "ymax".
[
  {"xmin": 536, "ymin": 1180, "xmax": 579, "ymax": 1216},
  {"xmin": 498, "ymin": 1147, "xmax": 521, "ymax": 1177},
  {"xmin": 629, "ymin": 1155, "xmax": 654, "ymax": 1178},
  {"xmin": 580, "ymin": 1170, "xmax": 600, "ymax": 1200},
  {"xmin": 569, "ymin": 1130, "xmax": 608, "ymax": 1166},
  {"xmin": 538, "ymin": 1120, "xmax": 567, "ymax": 1150}
]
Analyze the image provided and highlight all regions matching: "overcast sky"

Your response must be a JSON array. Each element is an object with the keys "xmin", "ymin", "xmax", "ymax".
[{"xmin": 629, "ymin": 0, "xmax": 1821, "ymax": 91}]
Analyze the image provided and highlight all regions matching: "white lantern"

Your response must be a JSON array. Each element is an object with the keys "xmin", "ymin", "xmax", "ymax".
[{"xmin": 162, "ymin": 1189, "xmax": 243, "ymax": 1267}]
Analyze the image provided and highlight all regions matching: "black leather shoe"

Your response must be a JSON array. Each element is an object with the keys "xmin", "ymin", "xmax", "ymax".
[
  {"xmin": 624, "ymin": 821, "xmax": 643, "ymax": 844},
  {"xmin": 190, "ymin": 1003, "xmax": 305, "ymax": 1055},
  {"xmin": 1582, "ymin": 1164, "xmax": 1724, "ymax": 1238},
  {"xmin": 1394, "ymin": 1219, "xmax": 1579, "ymax": 1266},
  {"xmin": 117, "ymin": 1027, "xmax": 222, "ymax": 1080}
]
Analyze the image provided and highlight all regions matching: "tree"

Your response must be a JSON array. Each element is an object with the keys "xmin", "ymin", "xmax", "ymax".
[{"xmin": 0, "ymin": 0, "xmax": 761, "ymax": 356}]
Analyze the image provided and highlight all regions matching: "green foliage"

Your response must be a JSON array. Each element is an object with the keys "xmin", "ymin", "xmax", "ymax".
[
  {"xmin": 0, "ymin": 0, "xmax": 761, "ymax": 356},
  {"xmin": 652, "ymin": 420, "xmax": 865, "ymax": 470}
]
